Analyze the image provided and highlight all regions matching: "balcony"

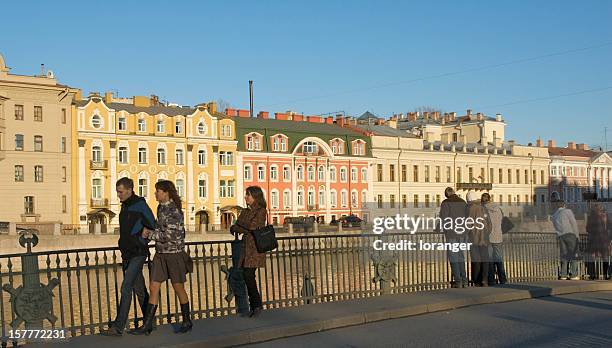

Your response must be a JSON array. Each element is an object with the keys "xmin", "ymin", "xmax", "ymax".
[
  {"xmin": 90, "ymin": 160, "xmax": 108, "ymax": 170},
  {"xmin": 90, "ymin": 198, "xmax": 109, "ymax": 208}
]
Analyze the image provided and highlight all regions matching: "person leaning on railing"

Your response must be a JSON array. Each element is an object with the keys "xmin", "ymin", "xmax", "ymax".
[
  {"xmin": 131, "ymin": 180, "xmax": 194, "ymax": 336},
  {"xmin": 230, "ymin": 186, "xmax": 268, "ymax": 318},
  {"xmin": 551, "ymin": 198, "xmax": 581, "ymax": 280},
  {"xmin": 586, "ymin": 203, "xmax": 610, "ymax": 280},
  {"xmin": 482, "ymin": 193, "xmax": 507, "ymax": 285}
]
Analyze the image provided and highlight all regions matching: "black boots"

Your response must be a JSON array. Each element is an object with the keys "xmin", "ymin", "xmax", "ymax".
[
  {"xmin": 129, "ymin": 303, "xmax": 157, "ymax": 336},
  {"xmin": 177, "ymin": 302, "xmax": 193, "ymax": 333}
]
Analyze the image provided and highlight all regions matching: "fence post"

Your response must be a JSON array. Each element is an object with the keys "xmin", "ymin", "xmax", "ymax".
[
  {"xmin": 338, "ymin": 223, "xmax": 343, "ymax": 233},
  {"xmin": 288, "ymin": 223, "xmax": 294, "ymax": 234},
  {"xmin": 2, "ymin": 230, "xmax": 59, "ymax": 335},
  {"xmin": 313, "ymin": 221, "xmax": 319, "ymax": 234}
]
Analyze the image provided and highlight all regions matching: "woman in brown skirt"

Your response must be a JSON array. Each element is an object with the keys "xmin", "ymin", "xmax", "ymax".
[
  {"xmin": 131, "ymin": 180, "xmax": 193, "ymax": 335},
  {"xmin": 230, "ymin": 186, "xmax": 268, "ymax": 318}
]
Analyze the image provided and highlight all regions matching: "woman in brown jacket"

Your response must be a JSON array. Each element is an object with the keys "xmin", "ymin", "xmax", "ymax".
[
  {"xmin": 586, "ymin": 204, "xmax": 610, "ymax": 280},
  {"xmin": 230, "ymin": 186, "xmax": 268, "ymax": 317}
]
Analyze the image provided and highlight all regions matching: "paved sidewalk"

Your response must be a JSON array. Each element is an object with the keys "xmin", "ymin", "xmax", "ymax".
[{"xmin": 33, "ymin": 280, "xmax": 612, "ymax": 348}]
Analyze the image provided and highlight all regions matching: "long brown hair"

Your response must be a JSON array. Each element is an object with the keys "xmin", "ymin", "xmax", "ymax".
[
  {"xmin": 155, "ymin": 180, "xmax": 183, "ymax": 216},
  {"xmin": 246, "ymin": 186, "xmax": 267, "ymax": 209}
]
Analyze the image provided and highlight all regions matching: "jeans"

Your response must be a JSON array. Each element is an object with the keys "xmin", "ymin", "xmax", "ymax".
[
  {"xmin": 558, "ymin": 234, "xmax": 579, "ymax": 279},
  {"xmin": 243, "ymin": 267, "xmax": 263, "ymax": 309},
  {"xmin": 446, "ymin": 236, "xmax": 467, "ymax": 285},
  {"xmin": 488, "ymin": 243, "xmax": 507, "ymax": 285},
  {"xmin": 470, "ymin": 245, "xmax": 489, "ymax": 286},
  {"xmin": 113, "ymin": 256, "xmax": 149, "ymax": 331}
]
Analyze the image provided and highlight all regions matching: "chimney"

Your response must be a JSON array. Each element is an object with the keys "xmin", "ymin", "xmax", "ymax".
[
  {"xmin": 424, "ymin": 112, "xmax": 429, "ymax": 120},
  {"xmin": 535, "ymin": 138, "xmax": 543, "ymax": 147},
  {"xmin": 336, "ymin": 114, "xmax": 345, "ymax": 127},
  {"xmin": 547, "ymin": 140, "xmax": 556, "ymax": 148},
  {"xmin": 408, "ymin": 112, "xmax": 416, "ymax": 121},
  {"xmin": 451, "ymin": 112, "xmax": 457, "ymax": 120},
  {"xmin": 150, "ymin": 95, "xmax": 160, "ymax": 106},
  {"xmin": 104, "ymin": 91, "xmax": 113, "ymax": 104},
  {"xmin": 307, "ymin": 115, "xmax": 322, "ymax": 123},
  {"xmin": 344, "ymin": 116, "xmax": 351, "ymax": 127},
  {"xmin": 496, "ymin": 113, "xmax": 502, "ymax": 122},
  {"xmin": 467, "ymin": 109, "xmax": 472, "ymax": 120},
  {"xmin": 477, "ymin": 112, "xmax": 483, "ymax": 121},
  {"xmin": 257, "ymin": 111, "xmax": 269, "ymax": 119},
  {"xmin": 237, "ymin": 109, "xmax": 250, "ymax": 117},
  {"xmin": 208, "ymin": 102, "xmax": 217, "ymax": 113},
  {"xmin": 292, "ymin": 114, "xmax": 304, "ymax": 121},
  {"xmin": 326, "ymin": 116, "xmax": 334, "ymax": 124},
  {"xmin": 567, "ymin": 142, "xmax": 576, "ymax": 149},
  {"xmin": 577, "ymin": 143, "xmax": 589, "ymax": 150},
  {"xmin": 275, "ymin": 112, "xmax": 289, "ymax": 120}
]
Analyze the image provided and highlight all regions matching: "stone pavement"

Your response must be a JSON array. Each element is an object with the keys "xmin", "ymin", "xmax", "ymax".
[{"xmin": 32, "ymin": 280, "xmax": 612, "ymax": 348}]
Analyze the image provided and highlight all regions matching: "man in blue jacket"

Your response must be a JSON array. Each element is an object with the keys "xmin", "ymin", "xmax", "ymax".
[{"xmin": 101, "ymin": 177, "xmax": 156, "ymax": 336}]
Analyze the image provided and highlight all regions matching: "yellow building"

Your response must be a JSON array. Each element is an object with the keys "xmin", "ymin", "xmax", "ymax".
[{"xmin": 72, "ymin": 92, "xmax": 237, "ymax": 234}]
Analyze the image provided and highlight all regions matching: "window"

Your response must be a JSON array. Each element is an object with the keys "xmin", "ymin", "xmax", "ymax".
[
  {"xmin": 283, "ymin": 191, "xmax": 291, "ymax": 208},
  {"xmin": 377, "ymin": 194, "xmax": 383, "ymax": 208},
  {"xmin": 34, "ymin": 136, "xmax": 43, "ymax": 152},
  {"xmin": 118, "ymin": 117, "xmax": 126, "ymax": 130},
  {"xmin": 221, "ymin": 124, "xmax": 231, "ymax": 137},
  {"xmin": 297, "ymin": 166, "xmax": 304, "ymax": 181},
  {"xmin": 271, "ymin": 191, "xmax": 279, "ymax": 209},
  {"xmin": 402, "ymin": 165, "xmax": 407, "ymax": 182},
  {"xmin": 119, "ymin": 147, "xmax": 128, "ymax": 164},
  {"xmin": 435, "ymin": 166, "xmax": 441, "ymax": 183},
  {"xmin": 315, "ymin": 166, "xmax": 325, "ymax": 181},
  {"xmin": 61, "ymin": 137, "xmax": 66, "ymax": 153},
  {"xmin": 308, "ymin": 166, "xmax": 315, "ymax": 181},
  {"xmin": 452, "ymin": 133, "xmax": 458, "ymax": 142},
  {"xmin": 516, "ymin": 169, "xmax": 521, "ymax": 184},
  {"xmin": 351, "ymin": 168, "xmax": 358, "ymax": 182},
  {"xmin": 303, "ymin": 141, "xmax": 317, "ymax": 154},
  {"xmin": 157, "ymin": 148, "xmax": 166, "ymax": 164},
  {"xmin": 551, "ymin": 166, "xmax": 558, "ymax": 176},
  {"xmin": 456, "ymin": 168, "xmax": 461, "ymax": 182},
  {"xmin": 490, "ymin": 168, "xmax": 494, "ymax": 183},
  {"xmin": 138, "ymin": 178, "xmax": 148, "ymax": 197},
  {"xmin": 244, "ymin": 166, "xmax": 252, "ymax": 181},
  {"xmin": 319, "ymin": 189, "xmax": 326, "ymax": 207},
  {"xmin": 283, "ymin": 166, "xmax": 291, "ymax": 181},
  {"xmin": 352, "ymin": 191, "xmax": 359, "ymax": 208},
  {"xmin": 62, "ymin": 166, "xmax": 66, "ymax": 182},
  {"xmin": 377, "ymin": 164, "xmax": 383, "ymax": 181},
  {"xmin": 389, "ymin": 164, "xmax": 395, "ymax": 182},
  {"xmin": 329, "ymin": 167, "xmax": 337, "ymax": 181},
  {"xmin": 526, "ymin": 170, "xmax": 530, "ymax": 184},
  {"xmin": 469, "ymin": 167, "xmax": 474, "ymax": 182},
  {"xmin": 220, "ymin": 180, "xmax": 235, "ymax": 198},
  {"xmin": 446, "ymin": 166, "xmax": 451, "ymax": 183},
  {"xmin": 198, "ymin": 179, "xmax": 207, "ymax": 198},
  {"xmin": 362, "ymin": 191, "xmax": 367, "ymax": 207},
  {"xmin": 15, "ymin": 165, "xmax": 24, "ymax": 182},
  {"xmin": 270, "ymin": 166, "xmax": 278, "ymax": 180},
  {"xmin": 499, "ymin": 168, "xmax": 503, "ymax": 184},
  {"xmin": 92, "ymin": 178, "xmax": 102, "ymax": 199},
  {"xmin": 176, "ymin": 179, "xmax": 185, "ymax": 198},
  {"xmin": 273, "ymin": 137, "xmax": 280, "ymax": 152},
  {"xmin": 425, "ymin": 166, "xmax": 430, "ymax": 182},
  {"xmin": 361, "ymin": 168, "xmax": 367, "ymax": 182},
  {"xmin": 508, "ymin": 169, "xmax": 512, "ymax": 184},
  {"xmin": 330, "ymin": 191, "xmax": 337, "ymax": 207},
  {"xmin": 198, "ymin": 150, "xmax": 206, "ymax": 165},
  {"xmin": 436, "ymin": 194, "xmax": 441, "ymax": 206},
  {"xmin": 481, "ymin": 168, "xmax": 485, "ymax": 182},
  {"xmin": 197, "ymin": 122, "xmax": 207, "ymax": 135},
  {"xmin": 425, "ymin": 194, "xmax": 430, "ymax": 208},
  {"xmin": 34, "ymin": 106, "xmax": 42, "ymax": 122},
  {"xmin": 258, "ymin": 165, "xmax": 265, "ymax": 181},
  {"xmin": 247, "ymin": 135, "xmax": 261, "ymax": 151},
  {"xmin": 413, "ymin": 165, "xmax": 419, "ymax": 182},
  {"xmin": 157, "ymin": 120, "xmax": 165, "ymax": 133},
  {"xmin": 175, "ymin": 120, "xmax": 183, "ymax": 134},
  {"xmin": 308, "ymin": 190, "xmax": 315, "ymax": 207},
  {"xmin": 413, "ymin": 194, "xmax": 419, "ymax": 207},
  {"xmin": 352, "ymin": 141, "xmax": 365, "ymax": 155},
  {"xmin": 15, "ymin": 105, "xmax": 24, "ymax": 120},
  {"xmin": 175, "ymin": 149, "xmax": 184, "ymax": 165},
  {"xmin": 62, "ymin": 195, "xmax": 67, "ymax": 213},
  {"xmin": 24, "ymin": 196, "xmax": 34, "ymax": 214},
  {"xmin": 341, "ymin": 191, "xmax": 348, "ymax": 207},
  {"xmin": 297, "ymin": 190, "xmax": 304, "ymax": 207},
  {"xmin": 61, "ymin": 108, "xmax": 67, "ymax": 124},
  {"xmin": 402, "ymin": 194, "xmax": 408, "ymax": 208},
  {"xmin": 280, "ymin": 137, "xmax": 287, "ymax": 152},
  {"xmin": 389, "ymin": 194, "xmax": 395, "ymax": 208},
  {"xmin": 541, "ymin": 170, "xmax": 545, "ymax": 185},
  {"xmin": 91, "ymin": 115, "xmax": 101, "ymax": 128},
  {"xmin": 34, "ymin": 165, "xmax": 43, "ymax": 182},
  {"xmin": 138, "ymin": 119, "xmax": 146, "ymax": 132},
  {"xmin": 138, "ymin": 147, "xmax": 147, "ymax": 164},
  {"xmin": 92, "ymin": 146, "xmax": 102, "ymax": 162},
  {"xmin": 220, "ymin": 151, "xmax": 233, "ymax": 166},
  {"xmin": 340, "ymin": 168, "xmax": 347, "ymax": 182}
]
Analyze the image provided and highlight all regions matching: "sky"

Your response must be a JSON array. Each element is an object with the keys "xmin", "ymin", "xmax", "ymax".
[{"xmin": 1, "ymin": 0, "xmax": 611, "ymax": 149}]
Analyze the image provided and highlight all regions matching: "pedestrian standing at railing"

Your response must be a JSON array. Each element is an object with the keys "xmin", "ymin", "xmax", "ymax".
[
  {"xmin": 482, "ymin": 193, "xmax": 507, "ymax": 286},
  {"xmin": 101, "ymin": 177, "xmax": 156, "ymax": 337},
  {"xmin": 439, "ymin": 187, "xmax": 469, "ymax": 288},
  {"xmin": 466, "ymin": 191, "xmax": 491, "ymax": 287},
  {"xmin": 131, "ymin": 180, "xmax": 193, "ymax": 335},
  {"xmin": 586, "ymin": 203, "xmax": 609, "ymax": 280},
  {"xmin": 551, "ymin": 199, "xmax": 581, "ymax": 280},
  {"xmin": 230, "ymin": 186, "xmax": 268, "ymax": 318}
]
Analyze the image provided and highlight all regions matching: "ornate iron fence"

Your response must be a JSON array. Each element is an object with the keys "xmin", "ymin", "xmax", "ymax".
[{"xmin": 0, "ymin": 231, "xmax": 608, "ymax": 347}]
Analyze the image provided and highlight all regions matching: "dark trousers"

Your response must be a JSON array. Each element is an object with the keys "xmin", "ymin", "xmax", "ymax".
[
  {"xmin": 470, "ymin": 245, "xmax": 489, "ymax": 286},
  {"xmin": 446, "ymin": 236, "xmax": 467, "ymax": 285},
  {"xmin": 487, "ymin": 243, "xmax": 507, "ymax": 285},
  {"xmin": 114, "ymin": 255, "xmax": 149, "ymax": 331},
  {"xmin": 243, "ymin": 267, "xmax": 263, "ymax": 309},
  {"xmin": 586, "ymin": 260, "xmax": 610, "ymax": 279}
]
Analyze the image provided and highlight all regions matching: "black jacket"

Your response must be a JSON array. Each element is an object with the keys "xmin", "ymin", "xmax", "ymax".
[
  {"xmin": 439, "ymin": 194, "xmax": 468, "ymax": 239},
  {"xmin": 118, "ymin": 194, "xmax": 156, "ymax": 260}
]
